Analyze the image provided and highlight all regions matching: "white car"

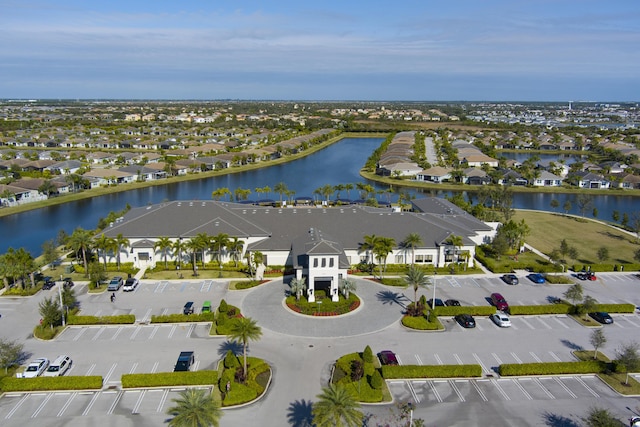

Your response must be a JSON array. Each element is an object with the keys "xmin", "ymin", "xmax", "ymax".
[
  {"xmin": 491, "ymin": 313, "xmax": 512, "ymax": 327},
  {"xmin": 21, "ymin": 358, "xmax": 49, "ymax": 378},
  {"xmin": 123, "ymin": 278, "xmax": 139, "ymax": 292}
]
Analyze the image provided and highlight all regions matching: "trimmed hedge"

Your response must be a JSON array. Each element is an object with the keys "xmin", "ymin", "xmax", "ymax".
[
  {"xmin": 67, "ymin": 314, "xmax": 136, "ymax": 325},
  {"xmin": 122, "ymin": 371, "xmax": 219, "ymax": 388},
  {"xmin": 508, "ymin": 304, "xmax": 572, "ymax": 315},
  {"xmin": 433, "ymin": 306, "xmax": 496, "ymax": 316},
  {"xmin": 381, "ymin": 364, "xmax": 482, "ymax": 379},
  {"xmin": 1, "ymin": 376, "xmax": 103, "ymax": 392},
  {"xmin": 499, "ymin": 361, "xmax": 605, "ymax": 376},
  {"xmin": 592, "ymin": 303, "xmax": 636, "ymax": 314},
  {"xmin": 401, "ymin": 315, "xmax": 444, "ymax": 330},
  {"xmin": 150, "ymin": 312, "xmax": 216, "ymax": 323}
]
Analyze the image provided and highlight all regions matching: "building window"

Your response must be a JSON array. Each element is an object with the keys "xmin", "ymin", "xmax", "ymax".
[
  {"xmin": 321, "ymin": 258, "xmax": 326, "ymax": 267},
  {"xmin": 139, "ymin": 252, "xmax": 150, "ymax": 261},
  {"xmin": 329, "ymin": 258, "xmax": 334, "ymax": 267},
  {"xmin": 313, "ymin": 258, "xmax": 318, "ymax": 267},
  {"xmin": 395, "ymin": 254, "xmax": 404, "ymax": 264}
]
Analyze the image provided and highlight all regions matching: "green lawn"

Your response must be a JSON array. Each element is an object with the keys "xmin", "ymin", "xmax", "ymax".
[{"xmin": 512, "ymin": 211, "xmax": 639, "ymax": 265}]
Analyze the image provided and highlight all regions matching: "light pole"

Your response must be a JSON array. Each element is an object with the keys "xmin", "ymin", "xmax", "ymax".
[
  {"xmin": 58, "ymin": 278, "xmax": 66, "ymax": 327},
  {"xmin": 431, "ymin": 270, "xmax": 437, "ymax": 310}
]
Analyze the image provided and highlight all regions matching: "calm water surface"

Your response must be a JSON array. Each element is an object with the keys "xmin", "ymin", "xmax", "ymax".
[{"xmin": 1, "ymin": 137, "xmax": 639, "ymax": 254}]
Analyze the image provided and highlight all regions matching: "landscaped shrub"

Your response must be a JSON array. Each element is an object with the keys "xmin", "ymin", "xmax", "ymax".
[
  {"xmin": 1, "ymin": 376, "xmax": 103, "ymax": 392},
  {"xmin": 378, "ymin": 277, "xmax": 406, "ymax": 287},
  {"xmin": 592, "ymin": 303, "xmax": 635, "ymax": 313},
  {"xmin": 363, "ymin": 346, "xmax": 374, "ymax": 364},
  {"xmin": 150, "ymin": 312, "xmax": 215, "ymax": 323},
  {"xmin": 381, "ymin": 364, "xmax": 482, "ymax": 379},
  {"xmin": 285, "ymin": 293, "xmax": 360, "ymax": 316},
  {"xmin": 224, "ymin": 350, "xmax": 240, "ymax": 369},
  {"xmin": 369, "ymin": 370, "xmax": 383, "ymax": 390},
  {"xmin": 234, "ymin": 280, "xmax": 264, "ymax": 289},
  {"xmin": 122, "ymin": 371, "xmax": 219, "ymax": 388},
  {"xmin": 219, "ymin": 299, "xmax": 228, "ymax": 314},
  {"xmin": 33, "ymin": 325, "xmax": 65, "ymax": 340},
  {"xmin": 67, "ymin": 314, "xmax": 136, "ymax": 325},
  {"xmin": 433, "ymin": 306, "xmax": 496, "ymax": 316},
  {"xmin": 544, "ymin": 274, "xmax": 572, "ymax": 284},
  {"xmin": 219, "ymin": 357, "xmax": 271, "ymax": 406},
  {"xmin": 401, "ymin": 315, "xmax": 444, "ymax": 330},
  {"xmin": 508, "ymin": 304, "xmax": 572, "ymax": 315},
  {"xmin": 499, "ymin": 361, "xmax": 604, "ymax": 376}
]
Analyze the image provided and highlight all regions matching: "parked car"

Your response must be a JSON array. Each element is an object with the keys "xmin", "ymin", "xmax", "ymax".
[
  {"xmin": 427, "ymin": 298, "xmax": 445, "ymax": 308},
  {"xmin": 107, "ymin": 276, "xmax": 123, "ymax": 291},
  {"xmin": 21, "ymin": 358, "xmax": 50, "ymax": 378},
  {"xmin": 490, "ymin": 293, "xmax": 509, "ymax": 312},
  {"xmin": 501, "ymin": 274, "xmax": 519, "ymax": 285},
  {"xmin": 42, "ymin": 276, "xmax": 55, "ymax": 290},
  {"xmin": 183, "ymin": 301, "xmax": 195, "ymax": 315},
  {"xmin": 43, "ymin": 355, "xmax": 72, "ymax": 377},
  {"xmin": 123, "ymin": 278, "xmax": 139, "ymax": 292},
  {"xmin": 490, "ymin": 313, "xmax": 512, "ymax": 327},
  {"xmin": 590, "ymin": 312, "xmax": 613, "ymax": 324},
  {"xmin": 377, "ymin": 350, "xmax": 399, "ymax": 365},
  {"xmin": 62, "ymin": 277, "xmax": 74, "ymax": 289},
  {"xmin": 174, "ymin": 351, "xmax": 195, "ymax": 372},
  {"xmin": 202, "ymin": 301, "xmax": 212, "ymax": 313},
  {"xmin": 455, "ymin": 314, "xmax": 476, "ymax": 328},
  {"xmin": 445, "ymin": 299, "xmax": 461, "ymax": 307},
  {"xmin": 577, "ymin": 271, "xmax": 597, "ymax": 281},
  {"xmin": 528, "ymin": 273, "xmax": 546, "ymax": 284}
]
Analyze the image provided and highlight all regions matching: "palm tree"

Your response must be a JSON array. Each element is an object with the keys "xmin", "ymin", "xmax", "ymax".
[
  {"xmin": 320, "ymin": 184, "xmax": 333, "ymax": 204},
  {"xmin": 339, "ymin": 277, "xmax": 356, "ymax": 298},
  {"xmin": 166, "ymin": 388, "xmax": 222, "ymax": 427},
  {"xmin": 344, "ymin": 183, "xmax": 354, "ymax": 200},
  {"xmin": 373, "ymin": 237, "xmax": 395, "ymax": 279},
  {"xmin": 210, "ymin": 233, "xmax": 230, "ymax": 275},
  {"xmin": 211, "ymin": 187, "xmax": 231, "ymax": 201},
  {"xmin": 114, "ymin": 233, "xmax": 130, "ymax": 270},
  {"xmin": 289, "ymin": 277, "xmax": 307, "ymax": 301},
  {"xmin": 312, "ymin": 383, "xmax": 362, "ymax": 427},
  {"xmin": 68, "ymin": 227, "xmax": 93, "ymax": 277},
  {"xmin": 358, "ymin": 234, "xmax": 379, "ymax": 265},
  {"xmin": 227, "ymin": 237, "xmax": 244, "ymax": 268},
  {"xmin": 401, "ymin": 233, "xmax": 423, "ymax": 265},
  {"xmin": 172, "ymin": 239, "xmax": 185, "ymax": 270},
  {"xmin": 94, "ymin": 234, "xmax": 116, "ymax": 270},
  {"xmin": 154, "ymin": 237, "xmax": 173, "ymax": 269},
  {"xmin": 227, "ymin": 317, "xmax": 263, "ymax": 380},
  {"xmin": 445, "ymin": 234, "xmax": 464, "ymax": 263},
  {"xmin": 185, "ymin": 236, "xmax": 206, "ymax": 276},
  {"xmin": 404, "ymin": 266, "xmax": 430, "ymax": 308},
  {"xmin": 274, "ymin": 181, "xmax": 289, "ymax": 206}
]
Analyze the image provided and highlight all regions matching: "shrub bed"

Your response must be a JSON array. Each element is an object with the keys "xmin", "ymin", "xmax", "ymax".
[
  {"xmin": 122, "ymin": 371, "xmax": 219, "ymax": 388},
  {"xmin": 2, "ymin": 285, "xmax": 43, "ymax": 296},
  {"xmin": 433, "ymin": 306, "xmax": 496, "ymax": 316},
  {"xmin": 218, "ymin": 356, "xmax": 271, "ymax": 407},
  {"xmin": 381, "ymin": 364, "xmax": 482, "ymax": 379},
  {"xmin": 1, "ymin": 376, "xmax": 103, "ymax": 392},
  {"xmin": 591, "ymin": 303, "xmax": 636, "ymax": 313},
  {"xmin": 285, "ymin": 293, "xmax": 360, "ymax": 316},
  {"xmin": 499, "ymin": 361, "xmax": 604, "ymax": 376},
  {"xmin": 508, "ymin": 304, "xmax": 572, "ymax": 315},
  {"xmin": 67, "ymin": 314, "xmax": 136, "ymax": 325},
  {"xmin": 544, "ymin": 274, "xmax": 572, "ymax": 284},
  {"xmin": 33, "ymin": 324, "xmax": 65, "ymax": 340},
  {"xmin": 150, "ymin": 312, "xmax": 216, "ymax": 323},
  {"xmin": 332, "ymin": 352, "xmax": 383, "ymax": 403},
  {"xmin": 401, "ymin": 315, "xmax": 444, "ymax": 330}
]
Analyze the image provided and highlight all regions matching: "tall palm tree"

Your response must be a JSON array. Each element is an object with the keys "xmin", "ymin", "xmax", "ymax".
[
  {"xmin": 211, "ymin": 187, "xmax": 231, "ymax": 201},
  {"xmin": 68, "ymin": 227, "xmax": 93, "ymax": 277},
  {"xmin": 154, "ymin": 237, "xmax": 173, "ymax": 269},
  {"xmin": 274, "ymin": 181, "xmax": 288, "ymax": 206},
  {"xmin": 210, "ymin": 233, "xmax": 230, "ymax": 275},
  {"xmin": 289, "ymin": 277, "xmax": 307, "ymax": 301},
  {"xmin": 445, "ymin": 234, "xmax": 464, "ymax": 263},
  {"xmin": 227, "ymin": 237, "xmax": 244, "ymax": 268},
  {"xmin": 185, "ymin": 237, "xmax": 205, "ymax": 276},
  {"xmin": 94, "ymin": 233, "xmax": 116, "ymax": 270},
  {"xmin": 172, "ymin": 239, "xmax": 185, "ymax": 270},
  {"xmin": 404, "ymin": 265, "xmax": 430, "ymax": 308},
  {"xmin": 11, "ymin": 247, "xmax": 35, "ymax": 288},
  {"xmin": 358, "ymin": 234, "xmax": 379, "ymax": 266},
  {"xmin": 312, "ymin": 383, "xmax": 363, "ymax": 427},
  {"xmin": 344, "ymin": 183, "xmax": 354, "ymax": 200},
  {"xmin": 114, "ymin": 233, "xmax": 130, "ymax": 270},
  {"xmin": 372, "ymin": 236, "xmax": 395, "ymax": 279},
  {"xmin": 227, "ymin": 317, "xmax": 263, "ymax": 380},
  {"xmin": 166, "ymin": 388, "xmax": 222, "ymax": 427},
  {"xmin": 194, "ymin": 233, "xmax": 211, "ymax": 268},
  {"xmin": 401, "ymin": 233, "xmax": 423, "ymax": 265}
]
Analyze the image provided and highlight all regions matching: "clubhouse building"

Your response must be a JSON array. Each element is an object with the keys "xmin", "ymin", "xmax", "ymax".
[{"xmin": 102, "ymin": 197, "xmax": 496, "ymax": 301}]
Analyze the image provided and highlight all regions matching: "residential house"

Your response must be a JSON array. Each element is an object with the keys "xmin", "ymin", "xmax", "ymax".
[{"xmin": 532, "ymin": 170, "xmax": 563, "ymax": 187}]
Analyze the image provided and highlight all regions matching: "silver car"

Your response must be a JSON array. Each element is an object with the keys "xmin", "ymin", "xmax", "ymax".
[{"xmin": 491, "ymin": 313, "xmax": 511, "ymax": 327}]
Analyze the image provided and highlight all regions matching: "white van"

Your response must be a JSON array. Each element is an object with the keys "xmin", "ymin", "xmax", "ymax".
[{"xmin": 43, "ymin": 355, "xmax": 72, "ymax": 377}]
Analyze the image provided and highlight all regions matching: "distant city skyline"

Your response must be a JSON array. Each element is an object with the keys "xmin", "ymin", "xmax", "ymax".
[{"xmin": 1, "ymin": 1, "xmax": 639, "ymax": 101}]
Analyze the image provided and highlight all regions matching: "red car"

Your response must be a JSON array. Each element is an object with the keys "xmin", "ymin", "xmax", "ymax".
[
  {"xmin": 490, "ymin": 293, "xmax": 509, "ymax": 312},
  {"xmin": 377, "ymin": 350, "xmax": 398, "ymax": 365}
]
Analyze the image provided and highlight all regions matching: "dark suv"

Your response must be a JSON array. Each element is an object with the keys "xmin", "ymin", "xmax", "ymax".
[
  {"xmin": 183, "ymin": 302, "xmax": 194, "ymax": 315},
  {"xmin": 174, "ymin": 351, "xmax": 195, "ymax": 372}
]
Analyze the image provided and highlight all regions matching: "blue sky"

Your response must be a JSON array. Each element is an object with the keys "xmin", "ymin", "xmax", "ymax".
[{"xmin": 1, "ymin": 0, "xmax": 639, "ymax": 101}]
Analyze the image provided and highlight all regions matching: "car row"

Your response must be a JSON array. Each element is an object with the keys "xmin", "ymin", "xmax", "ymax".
[
  {"xmin": 18, "ymin": 355, "xmax": 72, "ymax": 378},
  {"xmin": 183, "ymin": 301, "xmax": 212, "ymax": 314}
]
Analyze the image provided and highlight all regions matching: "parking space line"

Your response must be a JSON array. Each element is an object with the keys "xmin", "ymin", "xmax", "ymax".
[
  {"xmin": 82, "ymin": 392, "xmax": 100, "ymax": 416},
  {"xmin": 129, "ymin": 362, "xmax": 138, "ymax": 374},
  {"xmin": 104, "ymin": 363, "xmax": 118, "ymax": 383},
  {"xmin": 414, "ymin": 354, "xmax": 423, "ymax": 365},
  {"xmin": 186, "ymin": 324, "xmax": 195, "ymax": 338},
  {"xmin": 447, "ymin": 277, "xmax": 461, "ymax": 287},
  {"xmin": 407, "ymin": 381, "xmax": 420, "ymax": 403},
  {"xmin": 533, "ymin": 378, "xmax": 555, "ymax": 399},
  {"xmin": 471, "ymin": 380, "xmax": 489, "ymax": 402},
  {"xmin": 434, "ymin": 354, "xmax": 443, "ymax": 365},
  {"xmin": 552, "ymin": 317, "xmax": 570, "ymax": 329},
  {"xmin": 130, "ymin": 326, "xmax": 142, "ymax": 340},
  {"xmin": 91, "ymin": 327, "xmax": 106, "ymax": 341},
  {"xmin": 548, "ymin": 351, "xmax": 562, "ymax": 362},
  {"xmin": 180, "ymin": 283, "xmax": 187, "ymax": 292},
  {"xmin": 429, "ymin": 381, "xmax": 443, "ymax": 403},
  {"xmin": 161, "ymin": 308, "xmax": 169, "ymax": 316},
  {"xmin": 57, "ymin": 392, "xmax": 77, "ymax": 417},
  {"xmin": 453, "ymin": 354, "xmax": 463, "ymax": 365},
  {"xmin": 193, "ymin": 361, "xmax": 200, "ymax": 371},
  {"xmin": 493, "ymin": 380, "xmax": 511, "ymax": 401},
  {"xmin": 396, "ymin": 355, "xmax": 403, "ymax": 365},
  {"xmin": 449, "ymin": 380, "xmax": 465, "ymax": 402},
  {"xmin": 149, "ymin": 325, "xmax": 159, "ymax": 340},
  {"xmin": 620, "ymin": 316, "xmax": 640, "ymax": 327},
  {"xmin": 140, "ymin": 308, "xmax": 152, "ymax": 323},
  {"xmin": 73, "ymin": 328, "xmax": 88, "ymax": 341},
  {"xmin": 529, "ymin": 352, "xmax": 542, "ymax": 362},
  {"xmin": 107, "ymin": 390, "xmax": 124, "ymax": 415},
  {"xmin": 155, "ymin": 281, "xmax": 168, "ymax": 293},
  {"xmin": 514, "ymin": 379, "xmax": 533, "ymax": 400},
  {"xmin": 576, "ymin": 376, "xmax": 600, "ymax": 398},
  {"xmin": 554, "ymin": 377, "xmax": 578, "ymax": 398},
  {"xmin": 151, "ymin": 361, "xmax": 159, "ymax": 373},
  {"xmin": 157, "ymin": 389, "xmax": 170, "ymax": 412},
  {"xmin": 85, "ymin": 363, "xmax": 96, "ymax": 376},
  {"xmin": 492, "ymin": 353, "xmax": 503, "ymax": 365},
  {"xmin": 510, "ymin": 352, "xmax": 523, "ymax": 364},
  {"xmin": 536, "ymin": 318, "xmax": 552, "ymax": 329},
  {"xmin": 111, "ymin": 326, "xmax": 124, "ymax": 340},
  {"xmin": 31, "ymin": 392, "xmax": 54, "ymax": 418},
  {"xmin": 472, "ymin": 353, "xmax": 490, "ymax": 375},
  {"xmin": 520, "ymin": 318, "xmax": 535, "ymax": 330},
  {"xmin": 201, "ymin": 280, "xmax": 213, "ymax": 292},
  {"xmin": 168, "ymin": 324, "xmax": 177, "ymax": 339},
  {"xmin": 5, "ymin": 394, "xmax": 29, "ymax": 419},
  {"xmin": 613, "ymin": 321, "xmax": 624, "ymax": 328},
  {"xmin": 132, "ymin": 390, "xmax": 146, "ymax": 414},
  {"xmin": 470, "ymin": 278, "xmax": 481, "ymax": 287}
]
